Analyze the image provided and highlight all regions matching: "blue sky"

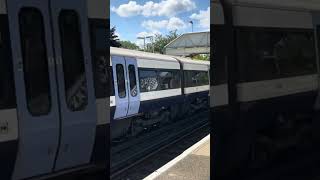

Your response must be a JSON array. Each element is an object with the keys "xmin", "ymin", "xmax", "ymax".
[{"xmin": 111, "ymin": 0, "xmax": 210, "ymax": 46}]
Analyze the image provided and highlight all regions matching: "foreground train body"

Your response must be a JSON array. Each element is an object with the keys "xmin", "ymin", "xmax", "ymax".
[
  {"xmin": 0, "ymin": 0, "xmax": 108, "ymax": 179},
  {"xmin": 211, "ymin": 0, "xmax": 320, "ymax": 178},
  {"xmin": 110, "ymin": 47, "xmax": 210, "ymax": 140}
]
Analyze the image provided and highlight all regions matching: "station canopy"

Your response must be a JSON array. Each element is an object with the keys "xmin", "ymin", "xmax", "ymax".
[{"xmin": 164, "ymin": 32, "xmax": 210, "ymax": 57}]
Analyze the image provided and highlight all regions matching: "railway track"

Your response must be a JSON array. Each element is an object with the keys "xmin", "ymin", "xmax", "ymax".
[{"xmin": 110, "ymin": 111, "xmax": 210, "ymax": 180}]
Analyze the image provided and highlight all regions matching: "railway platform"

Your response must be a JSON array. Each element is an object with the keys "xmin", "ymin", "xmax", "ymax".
[{"xmin": 144, "ymin": 134, "xmax": 210, "ymax": 180}]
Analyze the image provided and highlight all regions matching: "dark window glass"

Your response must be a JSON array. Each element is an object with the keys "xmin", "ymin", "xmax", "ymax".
[
  {"xmin": 158, "ymin": 70, "xmax": 181, "ymax": 90},
  {"xmin": 109, "ymin": 66, "xmax": 115, "ymax": 96},
  {"xmin": 90, "ymin": 24, "xmax": 108, "ymax": 98},
  {"xmin": 139, "ymin": 69, "xmax": 159, "ymax": 92},
  {"xmin": 116, "ymin": 64, "xmax": 126, "ymax": 98},
  {"xmin": 19, "ymin": 8, "xmax": 51, "ymax": 116},
  {"xmin": 128, "ymin": 65, "xmax": 137, "ymax": 97},
  {"xmin": 95, "ymin": 28, "xmax": 107, "ymax": 51},
  {"xmin": 59, "ymin": 10, "xmax": 88, "ymax": 111},
  {"xmin": 184, "ymin": 70, "xmax": 209, "ymax": 87},
  {"xmin": 139, "ymin": 68, "xmax": 181, "ymax": 92},
  {"xmin": 0, "ymin": 16, "xmax": 16, "ymax": 109},
  {"xmin": 237, "ymin": 28, "xmax": 317, "ymax": 82},
  {"xmin": 212, "ymin": 26, "xmax": 227, "ymax": 85}
]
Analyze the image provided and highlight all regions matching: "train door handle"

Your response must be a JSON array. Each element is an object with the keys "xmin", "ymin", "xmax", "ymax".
[
  {"xmin": 56, "ymin": 57, "xmax": 62, "ymax": 66},
  {"xmin": 48, "ymin": 57, "xmax": 54, "ymax": 67},
  {"xmin": 0, "ymin": 121, "xmax": 8, "ymax": 134}
]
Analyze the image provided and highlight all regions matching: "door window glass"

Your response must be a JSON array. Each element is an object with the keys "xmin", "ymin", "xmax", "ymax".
[
  {"xmin": 128, "ymin": 65, "xmax": 137, "ymax": 97},
  {"xmin": 116, "ymin": 64, "xmax": 126, "ymax": 98},
  {"xmin": 90, "ymin": 24, "xmax": 108, "ymax": 98},
  {"xmin": 19, "ymin": 8, "xmax": 51, "ymax": 116},
  {"xmin": 59, "ymin": 10, "xmax": 88, "ymax": 111},
  {"xmin": 0, "ymin": 16, "xmax": 16, "ymax": 110}
]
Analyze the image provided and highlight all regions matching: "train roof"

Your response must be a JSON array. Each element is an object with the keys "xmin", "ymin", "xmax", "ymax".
[
  {"xmin": 111, "ymin": 47, "xmax": 178, "ymax": 62},
  {"xmin": 111, "ymin": 47, "xmax": 210, "ymax": 71},
  {"xmin": 175, "ymin": 56, "xmax": 210, "ymax": 71}
]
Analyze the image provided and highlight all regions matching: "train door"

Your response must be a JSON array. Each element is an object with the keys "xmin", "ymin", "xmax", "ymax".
[
  {"xmin": 7, "ymin": 0, "xmax": 60, "ymax": 179},
  {"xmin": 8, "ymin": 0, "xmax": 97, "ymax": 178},
  {"xmin": 125, "ymin": 57, "xmax": 140, "ymax": 116},
  {"xmin": 49, "ymin": 0, "xmax": 97, "ymax": 170},
  {"xmin": 112, "ymin": 56, "xmax": 129, "ymax": 119}
]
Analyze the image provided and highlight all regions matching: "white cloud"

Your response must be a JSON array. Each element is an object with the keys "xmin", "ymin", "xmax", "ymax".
[
  {"xmin": 112, "ymin": 0, "xmax": 196, "ymax": 17},
  {"xmin": 142, "ymin": 17, "xmax": 189, "ymax": 31},
  {"xmin": 190, "ymin": 7, "xmax": 210, "ymax": 30},
  {"xmin": 142, "ymin": 20, "xmax": 168, "ymax": 31},
  {"xmin": 136, "ymin": 31, "xmax": 157, "ymax": 38},
  {"xmin": 111, "ymin": 1, "xmax": 142, "ymax": 17},
  {"xmin": 167, "ymin": 17, "xmax": 189, "ymax": 31}
]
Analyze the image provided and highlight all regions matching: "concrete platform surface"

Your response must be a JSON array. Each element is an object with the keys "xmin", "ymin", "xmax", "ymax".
[{"xmin": 144, "ymin": 134, "xmax": 210, "ymax": 180}]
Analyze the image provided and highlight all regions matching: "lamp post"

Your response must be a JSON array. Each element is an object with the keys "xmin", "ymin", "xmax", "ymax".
[
  {"xmin": 189, "ymin": 20, "xmax": 194, "ymax": 32},
  {"xmin": 146, "ymin": 36, "xmax": 154, "ymax": 53},
  {"xmin": 137, "ymin": 36, "xmax": 146, "ymax": 51},
  {"xmin": 137, "ymin": 35, "xmax": 154, "ymax": 52}
]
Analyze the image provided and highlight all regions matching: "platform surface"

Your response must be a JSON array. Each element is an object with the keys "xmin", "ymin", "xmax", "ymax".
[{"xmin": 144, "ymin": 134, "xmax": 210, "ymax": 180}]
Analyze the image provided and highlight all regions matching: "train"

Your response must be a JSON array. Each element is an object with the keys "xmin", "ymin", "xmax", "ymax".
[
  {"xmin": 110, "ymin": 47, "xmax": 210, "ymax": 140},
  {"xmin": 211, "ymin": 0, "xmax": 320, "ymax": 178},
  {"xmin": 0, "ymin": 0, "xmax": 108, "ymax": 179}
]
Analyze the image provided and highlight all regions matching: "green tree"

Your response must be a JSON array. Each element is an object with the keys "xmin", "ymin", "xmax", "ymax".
[
  {"xmin": 192, "ymin": 54, "xmax": 210, "ymax": 61},
  {"xmin": 145, "ymin": 30, "xmax": 180, "ymax": 54},
  {"xmin": 120, "ymin": 40, "xmax": 139, "ymax": 50},
  {"xmin": 110, "ymin": 26, "xmax": 121, "ymax": 47}
]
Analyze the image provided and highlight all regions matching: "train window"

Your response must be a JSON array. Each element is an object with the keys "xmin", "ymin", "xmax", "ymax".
[
  {"xmin": 0, "ymin": 16, "xmax": 16, "ymax": 110},
  {"xmin": 59, "ymin": 10, "xmax": 88, "ymax": 111},
  {"xmin": 90, "ymin": 25, "xmax": 108, "ymax": 98},
  {"xmin": 212, "ymin": 26, "xmax": 227, "ymax": 85},
  {"xmin": 116, "ymin": 64, "xmax": 126, "ymax": 98},
  {"xmin": 139, "ymin": 69, "xmax": 159, "ymax": 92},
  {"xmin": 237, "ymin": 28, "xmax": 317, "ymax": 82},
  {"xmin": 158, "ymin": 70, "xmax": 181, "ymax": 90},
  {"xmin": 128, "ymin": 65, "xmax": 137, "ymax": 97},
  {"xmin": 184, "ymin": 71, "xmax": 209, "ymax": 87},
  {"xmin": 19, "ymin": 8, "xmax": 51, "ymax": 116}
]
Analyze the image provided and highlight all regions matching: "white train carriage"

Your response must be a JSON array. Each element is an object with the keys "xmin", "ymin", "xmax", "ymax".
[
  {"xmin": 0, "ymin": 0, "xmax": 108, "ymax": 179},
  {"xmin": 110, "ymin": 47, "xmax": 210, "ymax": 140},
  {"xmin": 211, "ymin": 0, "xmax": 320, "ymax": 178}
]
